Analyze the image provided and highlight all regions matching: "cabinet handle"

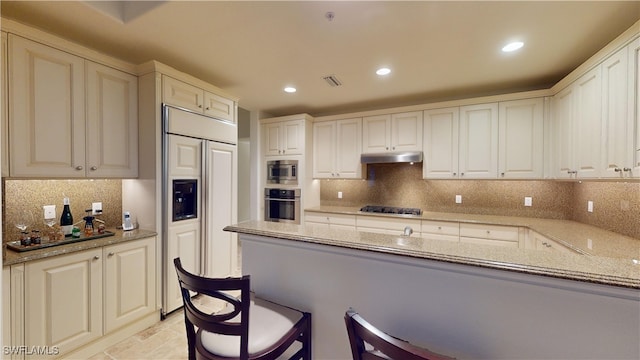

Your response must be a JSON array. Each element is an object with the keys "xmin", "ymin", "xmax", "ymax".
[
  {"xmin": 437, "ymin": 226, "xmax": 442, "ymax": 230},
  {"xmin": 501, "ymin": 172, "xmax": 505, "ymax": 177},
  {"xmin": 623, "ymin": 168, "xmax": 632, "ymax": 172},
  {"xmin": 108, "ymin": 252, "xmax": 114, "ymax": 257},
  {"xmin": 453, "ymin": 172, "xmax": 457, "ymax": 176},
  {"xmin": 90, "ymin": 166, "xmax": 98, "ymax": 171},
  {"xmin": 75, "ymin": 165, "xmax": 83, "ymax": 170},
  {"xmin": 461, "ymin": 172, "xmax": 465, "ymax": 176},
  {"xmin": 206, "ymin": 107, "xmax": 210, "ymax": 110},
  {"xmin": 386, "ymin": 147, "xmax": 389, "ymax": 150},
  {"xmin": 198, "ymin": 104, "xmax": 202, "ymax": 108},
  {"xmin": 486, "ymin": 230, "xmax": 491, "ymax": 234},
  {"xmin": 93, "ymin": 255, "xmax": 100, "ymax": 260},
  {"xmin": 614, "ymin": 168, "xmax": 622, "ymax": 172}
]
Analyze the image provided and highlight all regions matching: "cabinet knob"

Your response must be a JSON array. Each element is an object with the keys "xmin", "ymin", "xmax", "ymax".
[
  {"xmin": 386, "ymin": 147, "xmax": 389, "ymax": 150},
  {"xmin": 453, "ymin": 173, "xmax": 457, "ymax": 176},
  {"xmin": 437, "ymin": 226, "xmax": 442, "ymax": 230},
  {"xmin": 108, "ymin": 252, "xmax": 114, "ymax": 257},
  {"xmin": 623, "ymin": 168, "xmax": 632, "ymax": 172},
  {"xmin": 461, "ymin": 172, "xmax": 465, "ymax": 176},
  {"xmin": 501, "ymin": 172, "xmax": 505, "ymax": 177},
  {"xmin": 90, "ymin": 166, "xmax": 98, "ymax": 171},
  {"xmin": 486, "ymin": 230, "xmax": 491, "ymax": 234},
  {"xmin": 75, "ymin": 166, "xmax": 83, "ymax": 170},
  {"xmin": 93, "ymin": 255, "xmax": 100, "ymax": 260},
  {"xmin": 198, "ymin": 104, "xmax": 202, "ymax": 108},
  {"xmin": 206, "ymin": 107, "xmax": 210, "ymax": 110},
  {"xmin": 614, "ymin": 168, "xmax": 622, "ymax": 172}
]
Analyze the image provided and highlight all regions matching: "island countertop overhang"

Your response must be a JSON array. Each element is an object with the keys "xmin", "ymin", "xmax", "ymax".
[{"xmin": 224, "ymin": 219, "xmax": 640, "ymax": 289}]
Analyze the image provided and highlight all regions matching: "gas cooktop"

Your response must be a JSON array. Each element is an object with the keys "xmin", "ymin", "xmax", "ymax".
[{"xmin": 359, "ymin": 205, "xmax": 422, "ymax": 216}]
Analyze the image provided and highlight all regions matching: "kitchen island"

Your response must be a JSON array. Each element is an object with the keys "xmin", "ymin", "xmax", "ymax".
[{"xmin": 224, "ymin": 219, "xmax": 639, "ymax": 359}]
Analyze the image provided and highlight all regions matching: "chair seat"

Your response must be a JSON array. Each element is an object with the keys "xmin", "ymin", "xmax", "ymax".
[{"xmin": 200, "ymin": 296, "xmax": 304, "ymax": 357}]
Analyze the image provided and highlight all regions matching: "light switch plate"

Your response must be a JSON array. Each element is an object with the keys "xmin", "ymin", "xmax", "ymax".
[
  {"xmin": 524, "ymin": 197, "xmax": 533, "ymax": 207},
  {"xmin": 43, "ymin": 205, "xmax": 56, "ymax": 219},
  {"xmin": 338, "ymin": 191, "xmax": 343, "ymax": 199},
  {"xmin": 455, "ymin": 195, "xmax": 462, "ymax": 204},
  {"xmin": 587, "ymin": 200, "xmax": 594, "ymax": 213},
  {"xmin": 92, "ymin": 202, "xmax": 103, "ymax": 215}
]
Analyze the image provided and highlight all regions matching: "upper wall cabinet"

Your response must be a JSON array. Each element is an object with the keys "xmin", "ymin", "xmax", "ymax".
[
  {"xmin": 1, "ymin": 32, "xmax": 7, "ymax": 178},
  {"xmin": 633, "ymin": 38, "xmax": 640, "ymax": 177},
  {"xmin": 552, "ymin": 37, "xmax": 639, "ymax": 179},
  {"xmin": 263, "ymin": 119, "xmax": 305, "ymax": 156},
  {"xmin": 362, "ymin": 111, "xmax": 423, "ymax": 153},
  {"xmin": 8, "ymin": 35, "xmax": 138, "ymax": 178},
  {"xmin": 423, "ymin": 107, "xmax": 459, "ymax": 179},
  {"xmin": 313, "ymin": 118, "xmax": 362, "ymax": 179},
  {"xmin": 162, "ymin": 75, "xmax": 235, "ymax": 122},
  {"xmin": 498, "ymin": 98, "xmax": 544, "ymax": 179},
  {"xmin": 459, "ymin": 103, "xmax": 499, "ymax": 179}
]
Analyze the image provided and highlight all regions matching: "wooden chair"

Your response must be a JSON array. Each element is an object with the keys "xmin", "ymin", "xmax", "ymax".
[
  {"xmin": 344, "ymin": 308, "xmax": 454, "ymax": 360},
  {"xmin": 174, "ymin": 258, "xmax": 311, "ymax": 360}
]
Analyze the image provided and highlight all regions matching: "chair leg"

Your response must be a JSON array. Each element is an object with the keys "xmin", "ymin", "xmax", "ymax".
[{"xmin": 302, "ymin": 313, "xmax": 312, "ymax": 360}]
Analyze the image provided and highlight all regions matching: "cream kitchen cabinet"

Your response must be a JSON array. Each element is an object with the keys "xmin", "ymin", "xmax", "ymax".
[
  {"xmin": 305, "ymin": 211, "xmax": 357, "ymax": 230},
  {"xmin": 9, "ymin": 35, "xmax": 138, "ymax": 178},
  {"xmin": 498, "ymin": 98, "xmax": 544, "ymax": 179},
  {"xmin": 263, "ymin": 119, "xmax": 305, "ymax": 156},
  {"xmin": 356, "ymin": 216, "xmax": 422, "ymax": 237},
  {"xmin": 3, "ymin": 264, "xmax": 25, "ymax": 360},
  {"xmin": 634, "ymin": 38, "xmax": 640, "ymax": 177},
  {"xmin": 423, "ymin": 107, "xmax": 459, "ymax": 179},
  {"xmin": 459, "ymin": 223, "xmax": 523, "ymax": 248},
  {"xmin": 553, "ymin": 66, "xmax": 603, "ymax": 179},
  {"xmin": 459, "ymin": 103, "xmax": 499, "ymax": 179},
  {"xmin": 2, "ymin": 31, "xmax": 8, "ymax": 178},
  {"xmin": 313, "ymin": 118, "xmax": 362, "ymax": 179},
  {"xmin": 421, "ymin": 220, "xmax": 460, "ymax": 242},
  {"xmin": 22, "ymin": 237, "xmax": 156, "ymax": 359},
  {"xmin": 362, "ymin": 111, "xmax": 423, "ymax": 154},
  {"xmin": 162, "ymin": 75, "xmax": 236, "ymax": 122}
]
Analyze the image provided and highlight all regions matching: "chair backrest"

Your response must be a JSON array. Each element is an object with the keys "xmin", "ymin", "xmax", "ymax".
[
  {"xmin": 174, "ymin": 257, "xmax": 252, "ymax": 360},
  {"xmin": 344, "ymin": 308, "xmax": 455, "ymax": 360}
]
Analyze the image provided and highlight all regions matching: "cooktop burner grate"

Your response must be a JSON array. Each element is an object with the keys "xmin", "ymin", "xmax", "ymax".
[{"xmin": 359, "ymin": 205, "xmax": 422, "ymax": 216}]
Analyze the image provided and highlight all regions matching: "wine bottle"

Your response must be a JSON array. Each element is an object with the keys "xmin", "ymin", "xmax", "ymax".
[{"xmin": 60, "ymin": 197, "xmax": 74, "ymax": 236}]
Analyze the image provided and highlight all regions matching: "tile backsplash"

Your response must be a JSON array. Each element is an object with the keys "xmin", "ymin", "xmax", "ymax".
[
  {"xmin": 3, "ymin": 179, "xmax": 122, "ymax": 243},
  {"xmin": 320, "ymin": 163, "xmax": 640, "ymax": 239}
]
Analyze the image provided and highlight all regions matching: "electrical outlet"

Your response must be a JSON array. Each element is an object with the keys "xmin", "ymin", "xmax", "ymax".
[
  {"xmin": 455, "ymin": 195, "xmax": 462, "ymax": 204},
  {"xmin": 524, "ymin": 197, "xmax": 533, "ymax": 207},
  {"xmin": 43, "ymin": 205, "xmax": 56, "ymax": 219},
  {"xmin": 338, "ymin": 191, "xmax": 343, "ymax": 199},
  {"xmin": 587, "ymin": 200, "xmax": 594, "ymax": 213},
  {"xmin": 92, "ymin": 202, "xmax": 103, "ymax": 215}
]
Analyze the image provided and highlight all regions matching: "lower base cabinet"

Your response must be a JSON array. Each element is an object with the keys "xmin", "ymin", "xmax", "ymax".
[{"xmin": 5, "ymin": 236, "xmax": 157, "ymax": 359}]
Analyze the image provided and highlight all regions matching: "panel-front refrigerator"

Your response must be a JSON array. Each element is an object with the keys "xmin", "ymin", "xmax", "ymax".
[{"xmin": 162, "ymin": 105, "xmax": 237, "ymax": 316}]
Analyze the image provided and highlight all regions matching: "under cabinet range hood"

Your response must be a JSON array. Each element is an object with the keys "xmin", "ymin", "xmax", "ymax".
[{"xmin": 360, "ymin": 151, "xmax": 423, "ymax": 164}]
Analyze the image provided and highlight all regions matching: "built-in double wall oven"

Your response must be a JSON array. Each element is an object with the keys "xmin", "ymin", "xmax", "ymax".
[{"xmin": 264, "ymin": 188, "xmax": 301, "ymax": 224}]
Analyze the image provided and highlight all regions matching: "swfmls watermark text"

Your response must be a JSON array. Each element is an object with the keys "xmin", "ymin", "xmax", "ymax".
[{"xmin": 3, "ymin": 346, "xmax": 60, "ymax": 356}]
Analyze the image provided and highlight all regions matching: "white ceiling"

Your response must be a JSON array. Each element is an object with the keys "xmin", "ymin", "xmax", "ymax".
[{"xmin": 2, "ymin": 1, "xmax": 639, "ymax": 117}]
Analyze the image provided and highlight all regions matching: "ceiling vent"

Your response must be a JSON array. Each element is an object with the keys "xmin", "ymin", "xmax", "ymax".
[{"xmin": 322, "ymin": 75, "xmax": 342, "ymax": 87}]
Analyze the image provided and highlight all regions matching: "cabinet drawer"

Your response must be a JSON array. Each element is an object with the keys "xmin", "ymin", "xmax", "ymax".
[
  {"xmin": 356, "ymin": 216, "xmax": 421, "ymax": 231},
  {"xmin": 421, "ymin": 233, "xmax": 459, "ymax": 242},
  {"xmin": 459, "ymin": 223, "xmax": 519, "ymax": 241},
  {"xmin": 305, "ymin": 211, "xmax": 330, "ymax": 224},
  {"xmin": 305, "ymin": 212, "xmax": 356, "ymax": 227},
  {"xmin": 421, "ymin": 220, "xmax": 459, "ymax": 236}
]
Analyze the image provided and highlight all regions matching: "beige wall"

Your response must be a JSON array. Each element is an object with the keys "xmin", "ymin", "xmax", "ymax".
[
  {"xmin": 320, "ymin": 163, "xmax": 640, "ymax": 239},
  {"xmin": 3, "ymin": 179, "xmax": 123, "ymax": 243}
]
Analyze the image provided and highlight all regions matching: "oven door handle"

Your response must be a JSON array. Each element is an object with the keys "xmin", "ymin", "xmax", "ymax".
[{"xmin": 265, "ymin": 197, "xmax": 299, "ymax": 201}]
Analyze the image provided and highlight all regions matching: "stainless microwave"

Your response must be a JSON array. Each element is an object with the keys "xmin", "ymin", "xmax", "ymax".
[{"xmin": 267, "ymin": 160, "xmax": 298, "ymax": 185}]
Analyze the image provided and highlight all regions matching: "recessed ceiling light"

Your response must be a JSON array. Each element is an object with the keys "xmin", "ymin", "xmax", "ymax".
[
  {"xmin": 502, "ymin": 41, "xmax": 524, "ymax": 52},
  {"xmin": 376, "ymin": 67, "xmax": 391, "ymax": 76},
  {"xmin": 284, "ymin": 87, "xmax": 297, "ymax": 93}
]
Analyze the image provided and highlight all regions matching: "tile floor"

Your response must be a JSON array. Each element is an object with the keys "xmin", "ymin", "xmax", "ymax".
[{"xmin": 88, "ymin": 296, "xmax": 224, "ymax": 360}]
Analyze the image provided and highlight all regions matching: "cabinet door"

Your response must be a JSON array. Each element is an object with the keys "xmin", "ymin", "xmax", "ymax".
[
  {"xmin": 25, "ymin": 249, "xmax": 103, "ymax": 358},
  {"xmin": 162, "ymin": 75, "xmax": 204, "ymax": 113},
  {"xmin": 498, "ymin": 98, "xmax": 544, "ymax": 179},
  {"xmin": 574, "ymin": 66, "xmax": 603, "ymax": 178},
  {"xmin": 312, "ymin": 121, "xmax": 336, "ymax": 178},
  {"xmin": 281, "ymin": 120, "xmax": 304, "ymax": 155},
  {"xmin": 165, "ymin": 221, "xmax": 200, "ymax": 314},
  {"xmin": 86, "ymin": 61, "xmax": 138, "ymax": 177},
  {"xmin": 459, "ymin": 103, "xmax": 498, "ymax": 178},
  {"xmin": 4, "ymin": 265, "xmax": 25, "ymax": 360},
  {"xmin": 391, "ymin": 111, "xmax": 423, "ymax": 151},
  {"xmin": 632, "ymin": 38, "xmax": 640, "ymax": 177},
  {"xmin": 602, "ymin": 46, "xmax": 633, "ymax": 178},
  {"xmin": 423, "ymin": 107, "xmax": 459, "ymax": 179},
  {"xmin": 335, "ymin": 118, "xmax": 362, "ymax": 178},
  {"xmin": 9, "ymin": 35, "xmax": 85, "ymax": 178},
  {"xmin": 104, "ymin": 237, "xmax": 156, "ymax": 333},
  {"xmin": 362, "ymin": 115, "xmax": 390, "ymax": 153},
  {"xmin": 553, "ymin": 86, "xmax": 576, "ymax": 178},
  {"xmin": 203, "ymin": 91, "xmax": 235, "ymax": 122},
  {"xmin": 263, "ymin": 122, "xmax": 283, "ymax": 156},
  {"xmin": 2, "ymin": 32, "xmax": 8, "ymax": 178}
]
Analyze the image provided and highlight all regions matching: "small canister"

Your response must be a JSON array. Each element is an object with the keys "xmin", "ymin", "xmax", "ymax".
[
  {"xmin": 31, "ymin": 230, "xmax": 41, "ymax": 245},
  {"xmin": 72, "ymin": 227, "xmax": 81, "ymax": 238},
  {"xmin": 20, "ymin": 231, "xmax": 31, "ymax": 246}
]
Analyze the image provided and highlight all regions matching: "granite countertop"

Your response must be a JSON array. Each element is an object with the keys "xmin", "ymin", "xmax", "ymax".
[
  {"xmin": 224, "ymin": 211, "xmax": 640, "ymax": 289},
  {"xmin": 3, "ymin": 228, "xmax": 157, "ymax": 266},
  {"xmin": 306, "ymin": 206, "xmax": 639, "ymax": 260}
]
